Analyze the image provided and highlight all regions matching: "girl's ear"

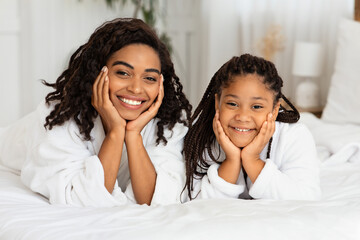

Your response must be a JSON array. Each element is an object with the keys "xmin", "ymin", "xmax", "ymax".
[
  {"xmin": 215, "ymin": 94, "xmax": 219, "ymax": 110},
  {"xmin": 272, "ymin": 101, "xmax": 281, "ymax": 119}
]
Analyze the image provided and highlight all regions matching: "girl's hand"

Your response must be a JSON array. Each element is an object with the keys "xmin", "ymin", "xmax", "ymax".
[
  {"xmin": 213, "ymin": 110, "xmax": 241, "ymax": 161},
  {"xmin": 91, "ymin": 66, "xmax": 126, "ymax": 133},
  {"xmin": 126, "ymin": 74, "xmax": 164, "ymax": 135},
  {"xmin": 241, "ymin": 113, "xmax": 275, "ymax": 163}
]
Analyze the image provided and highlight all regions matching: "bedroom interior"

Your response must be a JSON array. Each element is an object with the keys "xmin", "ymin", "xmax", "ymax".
[{"xmin": 1, "ymin": 0, "xmax": 360, "ymax": 239}]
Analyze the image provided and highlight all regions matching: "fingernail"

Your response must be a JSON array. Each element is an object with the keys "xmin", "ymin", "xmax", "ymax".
[
  {"xmin": 269, "ymin": 113, "xmax": 273, "ymax": 119},
  {"xmin": 102, "ymin": 66, "xmax": 107, "ymax": 72},
  {"xmin": 105, "ymin": 76, "xmax": 109, "ymax": 81}
]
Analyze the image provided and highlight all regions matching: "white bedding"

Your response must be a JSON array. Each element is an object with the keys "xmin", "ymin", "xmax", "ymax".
[{"xmin": 1, "ymin": 113, "xmax": 360, "ymax": 240}]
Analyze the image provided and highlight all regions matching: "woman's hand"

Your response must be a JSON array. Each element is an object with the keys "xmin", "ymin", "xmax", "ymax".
[
  {"xmin": 125, "ymin": 74, "xmax": 164, "ymax": 136},
  {"xmin": 93, "ymin": 66, "xmax": 127, "ymax": 193},
  {"xmin": 92, "ymin": 66, "xmax": 126, "ymax": 134},
  {"xmin": 213, "ymin": 110, "xmax": 241, "ymax": 160}
]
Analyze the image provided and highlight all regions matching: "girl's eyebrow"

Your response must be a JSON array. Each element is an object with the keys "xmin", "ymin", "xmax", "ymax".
[
  {"xmin": 252, "ymin": 97, "xmax": 268, "ymax": 102},
  {"xmin": 112, "ymin": 61, "xmax": 161, "ymax": 74},
  {"xmin": 224, "ymin": 94, "xmax": 239, "ymax": 99},
  {"xmin": 225, "ymin": 94, "xmax": 268, "ymax": 102}
]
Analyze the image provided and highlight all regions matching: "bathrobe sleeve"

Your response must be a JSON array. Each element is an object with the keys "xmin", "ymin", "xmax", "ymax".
[
  {"xmin": 183, "ymin": 145, "xmax": 247, "ymax": 201},
  {"xmin": 20, "ymin": 103, "xmax": 128, "ymax": 207},
  {"xmin": 124, "ymin": 119, "xmax": 188, "ymax": 205},
  {"xmin": 189, "ymin": 164, "xmax": 246, "ymax": 200},
  {"xmin": 248, "ymin": 123, "xmax": 321, "ymax": 200}
]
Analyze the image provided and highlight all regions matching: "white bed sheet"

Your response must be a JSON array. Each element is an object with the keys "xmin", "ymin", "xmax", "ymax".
[{"xmin": 1, "ymin": 114, "xmax": 360, "ymax": 240}]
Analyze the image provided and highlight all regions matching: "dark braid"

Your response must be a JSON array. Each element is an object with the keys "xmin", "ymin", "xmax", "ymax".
[
  {"xmin": 183, "ymin": 53, "xmax": 299, "ymax": 200},
  {"xmin": 43, "ymin": 18, "xmax": 192, "ymax": 144}
]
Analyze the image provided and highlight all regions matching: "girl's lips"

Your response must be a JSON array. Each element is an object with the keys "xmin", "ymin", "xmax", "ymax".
[{"xmin": 231, "ymin": 127, "xmax": 255, "ymax": 134}]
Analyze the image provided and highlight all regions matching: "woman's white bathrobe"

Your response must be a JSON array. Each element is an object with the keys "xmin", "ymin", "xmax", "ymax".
[
  {"xmin": 0, "ymin": 101, "xmax": 187, "ymax": 207},
  {"xmin": 187, "ymin": 122, "xmax": 321, "ymax": 201}
]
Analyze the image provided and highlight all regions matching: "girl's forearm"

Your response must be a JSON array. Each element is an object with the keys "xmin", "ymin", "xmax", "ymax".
[
  {"xmin": 218, "ymin": 157, "xmax": 241, "ymax": 184},
  {"xmin": 242, "ymin": 158, "xmax": 265, "ymax": 183}
]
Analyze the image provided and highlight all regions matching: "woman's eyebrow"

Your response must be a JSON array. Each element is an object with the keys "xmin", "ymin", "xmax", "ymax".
[
  {"xmin": 145, "ymin": 68, "xmax": 161, "ymax": 74},
  {"xmin": 112, "ymin": 61, "xmax": 160, "ymax": 74},
  {"xmin": 112, "ymin": 61, "xmax": 133, "ymax": 69}
]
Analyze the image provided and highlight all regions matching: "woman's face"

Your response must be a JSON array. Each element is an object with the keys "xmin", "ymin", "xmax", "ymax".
[
  {"xmin": 106, "ymin": 44, "xmax": 161, "ymax": 121},
  {"xmin": 215, "ymin": 74, "xmax": 280, "ymax": 148}
]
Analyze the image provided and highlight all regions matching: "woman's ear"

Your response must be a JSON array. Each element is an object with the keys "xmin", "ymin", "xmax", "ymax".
[
  {"xmin": 272, "ymin": 101, "xmax": 281, "ymax": 119},
  {"xmin": 215, "ymin": 94, "xmax": 219, "ymax": 111}
]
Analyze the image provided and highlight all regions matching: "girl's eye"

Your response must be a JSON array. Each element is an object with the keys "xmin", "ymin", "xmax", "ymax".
[
  {"xmin": 226, "ymin": 102, "xmax": 238, "ymax": 107},
  {"xmin": 252, "ymin": 105, "xmax": 263, "ymax": 110}
]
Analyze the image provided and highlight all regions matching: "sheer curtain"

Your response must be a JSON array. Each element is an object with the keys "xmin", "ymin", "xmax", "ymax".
[{"xmin": 197, "ymin": 0, "xmax": 354, "ymax": 106}]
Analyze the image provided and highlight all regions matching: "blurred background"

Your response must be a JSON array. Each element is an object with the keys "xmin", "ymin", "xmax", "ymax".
[{"xmin": 0, "ymin": 0, "xmax": 355, "ymax": 126}]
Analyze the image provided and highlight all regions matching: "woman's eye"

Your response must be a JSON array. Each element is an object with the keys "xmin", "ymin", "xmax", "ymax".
[
  {"xmin": 116, "ymin": 71, "xmax": 129, "ymax": 76},
  {"xmin": 145, "ymin": 77, "xmax": 157, "ymax": 82}
]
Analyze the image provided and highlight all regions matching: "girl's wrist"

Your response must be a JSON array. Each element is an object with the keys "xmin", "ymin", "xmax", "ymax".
[{"xmin": 224, "ymin": 155, "xmax": 241, "ymax": 165}]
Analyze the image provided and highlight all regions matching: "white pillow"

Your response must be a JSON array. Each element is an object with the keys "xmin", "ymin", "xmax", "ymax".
[{"xmin": 321, "ymin": 18, "xmax": 360, "ymax": 125}]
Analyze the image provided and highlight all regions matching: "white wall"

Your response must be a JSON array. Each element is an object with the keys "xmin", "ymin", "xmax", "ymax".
[{"xmin": 0, "ymin": 0, "xmax": 20, "ymax": 126}]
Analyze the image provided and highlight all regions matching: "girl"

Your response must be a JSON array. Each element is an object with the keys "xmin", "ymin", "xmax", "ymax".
[
  {"xmin": 0, "ymin": 18, "xmax": 192, "ymax": 207},
  {"xmin": 183, "ymin": 54, "xmax": 321, "ymax": 201}
]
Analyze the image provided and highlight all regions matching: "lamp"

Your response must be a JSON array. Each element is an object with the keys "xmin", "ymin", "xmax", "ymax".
[{"xmin": 292, "ymin": 42, "xmax": 323, "ymax": 108}]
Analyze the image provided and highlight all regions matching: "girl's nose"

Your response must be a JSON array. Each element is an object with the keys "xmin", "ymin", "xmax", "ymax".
[{"xmin": 235, "ymin": 108, "xmax": 251, "ymax": 122}]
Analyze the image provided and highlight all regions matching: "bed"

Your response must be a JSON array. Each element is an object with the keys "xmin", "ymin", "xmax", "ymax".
[{"xmin": 1, "ymin": 4, "xmax": 360, "ymax": 240}]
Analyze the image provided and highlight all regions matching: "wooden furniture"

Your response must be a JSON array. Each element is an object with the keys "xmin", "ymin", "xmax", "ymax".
[
  {"xmin": 296, "ymin": 106, "xmax": 323, "ymax": 118},
  {"xmin": 355, "ymin": 0, "xmax": 360, "ymax": 21}
]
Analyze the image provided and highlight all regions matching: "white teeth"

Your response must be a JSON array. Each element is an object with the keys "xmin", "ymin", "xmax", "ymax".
[
  {"xmin": 120, "ymin": 98, "xmax": 142, "ymax": 106},
  {"xmin": 234, "ymin": 128, "xmax": 251, "ymax": 132}
]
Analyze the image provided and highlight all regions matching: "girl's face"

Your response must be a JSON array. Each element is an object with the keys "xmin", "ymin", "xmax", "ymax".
[
  {"xmin": 215, "ymin": 74, "xmax": 280, "ymax": 148},
  {"xmin": 106, "ymin": 44, "xmax": 161, "ymax": 120}
]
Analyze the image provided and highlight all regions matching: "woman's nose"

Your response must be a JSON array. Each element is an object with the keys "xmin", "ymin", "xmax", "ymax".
[{"xmin": 127, "ymin": 77, "xmax": 142, "ymax": 94}]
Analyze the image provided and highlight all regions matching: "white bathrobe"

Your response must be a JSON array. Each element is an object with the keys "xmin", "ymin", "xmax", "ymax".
[
  {"xmin": 0, "ymin": 101, "xmax": 187, "ymax": 207},
  {"xmin": 186, "ymin": 122, "xmax": 321, "ymax": 201}
]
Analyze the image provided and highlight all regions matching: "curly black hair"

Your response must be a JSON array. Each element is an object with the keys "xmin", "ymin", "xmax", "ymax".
[
  {"xmin": 43, "ymin": 18, "xmax": 192, "ymax": 144},
  {"xmin": 183, "ymin": 53, "xmax": 299, "ymax": 200}
]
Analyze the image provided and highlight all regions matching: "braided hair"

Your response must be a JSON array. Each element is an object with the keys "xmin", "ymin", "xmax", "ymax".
[
  {"xmin": 183, "ymin": 53, "xmax": 299, "ymax": 200},
  {"xmin": 43, "ymin": 18, "xmax": 192, "ymax": 144}
]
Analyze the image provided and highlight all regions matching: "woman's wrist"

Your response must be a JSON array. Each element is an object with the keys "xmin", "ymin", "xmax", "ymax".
[
  {"xmin": 125, "ymin": 131, "xmax": 143, "ymax": 144},
  {"xmin": 107, "ymin": 127, "xmax": 125, "ymax": 141}
]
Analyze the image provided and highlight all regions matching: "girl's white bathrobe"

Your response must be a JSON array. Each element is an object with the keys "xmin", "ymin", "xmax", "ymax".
[
  {"xmin": 0, "ymin": 101, "xmax": 187, "ymax": 207},
  {"xmin": 187, "ymin": 122, "xmax": 321, "ymax": 201}
]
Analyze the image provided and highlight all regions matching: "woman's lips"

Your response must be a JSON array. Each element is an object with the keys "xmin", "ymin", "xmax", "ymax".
[{"xmin": 117, "ymin": 96, "xmax": 145, "ymax": 110}]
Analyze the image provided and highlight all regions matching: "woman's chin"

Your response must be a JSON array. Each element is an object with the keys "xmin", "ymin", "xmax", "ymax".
[{"xmin": 119, "ymin": 112, "xmax": 141, "ymax": 121}]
